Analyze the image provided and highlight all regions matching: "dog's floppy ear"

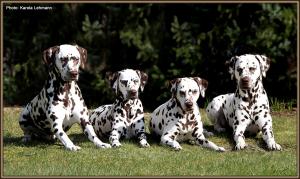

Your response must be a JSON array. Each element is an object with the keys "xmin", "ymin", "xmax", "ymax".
[
  {"xmin": 106, "ymin": 71, "xmax": 119, "ymax": 94},
  {"xmin": 255, "ymin": 55, "xmax": 270, "ymax": 78},
  {"xmin": 226, "ymin": 56, "xmax": 238, "ymax": 80},
  {"xmin": 193, "ymin": 77, "xmax": 208, "ymax": 98},
  {"xmin": 43, "ymin": 46, "xmax": 59, "ymax": 66},
  {"xmin": 136, "ymin": 70, "xmax": 148, "ymax": 92},
  {"xmin": 76, "ymin": 45, "xmax": 87, "ymax": 69},
  {"xmin": 169, "ymin": 78, "xmax": 181, "ymax": 97}
]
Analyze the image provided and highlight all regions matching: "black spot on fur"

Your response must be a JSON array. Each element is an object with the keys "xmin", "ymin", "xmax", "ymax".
[
  {"xmin": 50, "ymin": 114, "xmax": 58, "ymax": 121},
  {"xmin": 198, "ymin": 139, "xmax": 204, "ymax": 145}
]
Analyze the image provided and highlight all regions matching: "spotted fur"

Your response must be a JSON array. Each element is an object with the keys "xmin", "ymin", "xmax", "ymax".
[
  {"xmin": 19, "ymin": 44, "xmax": 111, "ymax": 151},
  {"xmin": 206, "ymin": 54, "xmax": 281, "ymax": 151},
  {"xmin": 89, "ymin": 69, "xmax": 150, "ymax": 148},
  {"xmin": 150, "ymin": 77, "xmax": 225, "ymax": 151}
]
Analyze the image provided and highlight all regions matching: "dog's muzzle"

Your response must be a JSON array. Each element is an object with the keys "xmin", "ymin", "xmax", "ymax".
[
  {"xmin": 69, "ymin": 71, "xmax": 79, "ymax": 80},
  {"xmin": 128, "ymin": 90, "xmax": 138, "ymax": 99},
  {"xmin": 240, "ymin": 76, "xmax": 251, "ymax": 89},
  {"xmin": 184, "ymin": 101, "xmax": 194, "ymax": 111}
]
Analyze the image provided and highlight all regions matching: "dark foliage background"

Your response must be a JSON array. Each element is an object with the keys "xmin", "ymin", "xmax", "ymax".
[{"xmin": 3, "ymin": 3, "xmax": 297, "ymax": 110}]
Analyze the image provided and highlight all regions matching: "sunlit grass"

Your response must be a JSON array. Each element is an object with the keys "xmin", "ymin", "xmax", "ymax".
[{"xmin": 3, "ymin": 107, "xmax": 297, "ymax": 176}]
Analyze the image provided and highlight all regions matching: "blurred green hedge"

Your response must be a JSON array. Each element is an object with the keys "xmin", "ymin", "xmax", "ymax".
[{"xmin": 3, "ymin": 3, "xmax": 297, "ymax": 110}]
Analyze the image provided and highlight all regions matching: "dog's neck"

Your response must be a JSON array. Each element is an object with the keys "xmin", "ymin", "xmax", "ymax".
[
  {"xmin": 46, "ymin": 69, "xmax": 75, "ymax": 108},
  {"xmin": 236, "ymin": 79, "xmax": 265, "ymax": 105},
  {"xmin": 114, "ymin": 97, "xmax": 141, "ymax": 123}
]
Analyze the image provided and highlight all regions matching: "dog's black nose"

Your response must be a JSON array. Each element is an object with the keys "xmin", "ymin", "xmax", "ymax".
[
  {"xmin": 185, "ymin": 101, "xmax": 193, "ymax": 108},
  {"xmin": 69, "ymin": 71, "xmax": 78, "ymax": 79},
  {"xmin": 129, "ymin": 90, "xmax": 137, "ymax": 96},
  {"xmin": 241, "ymin": 77, "xmax": 250, "ymax": 83},
  {"xmin": 240, "ymin": 77, "xmax": 251, "ymax": 89}
]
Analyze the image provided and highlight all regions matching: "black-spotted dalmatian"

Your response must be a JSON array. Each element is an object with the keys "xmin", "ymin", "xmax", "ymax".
[
  {"xmin": 89, "ymin": 69, "xmax": 150, "ymax": 148},
  {"xmin": 206, "ymin": 54, "xmax": 282, "ymax": 151},
  {"xmin": 19, "ymin": 44, "xmax": 111, "ymax": 151},
  {"xmin": 150, "ymin": 77, "xmax": 225, "ymax": 151}
]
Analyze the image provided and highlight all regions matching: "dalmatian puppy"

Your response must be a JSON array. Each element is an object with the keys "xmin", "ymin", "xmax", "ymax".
[
  {"xmin": 206, "ymin": 54, "xmax": 282, "ymax": 151},
  {"xmin": 19, "ymin": 44, "xmax": 111, "ymax": 151},
  {"xmin": 150, "ymin": 77, "xmax": 225, "ymax": 151},
  {"xmin": 89, "ymin": 69, "xmax": 150, "ymax": 148}
]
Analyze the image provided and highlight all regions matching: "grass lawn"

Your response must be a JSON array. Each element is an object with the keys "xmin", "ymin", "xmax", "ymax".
[{"xmin": 2, "ymin": 107, "xmax": 298, "ymax": 176}]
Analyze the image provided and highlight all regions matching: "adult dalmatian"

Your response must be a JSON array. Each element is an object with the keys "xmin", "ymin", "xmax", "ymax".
[
  {"xmin": 206, "ymin": 54, "xmax": 282, "ymax": 151},
  {"xmin": 89, "ymin": 69, "xmax": 150, "ymax": 148},
  {"xmin": 19, "ymin": 44, "xmax": 111, "ymax": 151},
  {"xmin": 150, "ymin": 77, "xmax": 225, "ymax": 152}
]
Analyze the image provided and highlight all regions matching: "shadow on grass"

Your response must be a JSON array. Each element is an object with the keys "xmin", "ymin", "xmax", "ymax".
[
  {"xmin": 204, "ymin": 124, "xmax": 269, "ymax": 151},
  {"xmin": 3, "ymin": 136, "xmax": 62, "ymax": 149},
  {"xmin": 3, "ymin": 133, "xmax": 88, "ymax": 149},
  {"xmin": 3, "ymin": 128, "xmax": 269, "ymax": 151}
]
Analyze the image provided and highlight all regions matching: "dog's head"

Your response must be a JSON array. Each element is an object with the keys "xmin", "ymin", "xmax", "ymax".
[
  {"xmin": 107, "ymin": 69, "xmax": 148, "ymax": 100},
  {"xmin": 227, "ymin": 54, "xmax": 270, "ymax": 90},
  {"xmin": 43, "ymin": 44, "xmax": 87, "ymax": 81},
  {"xmin": 170, "ymin": 77, "xmax": 208, "ymax": 113}
]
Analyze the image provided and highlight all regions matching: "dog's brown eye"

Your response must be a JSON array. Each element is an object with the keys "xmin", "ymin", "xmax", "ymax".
[
  {"xmin": 120, "ymin": 80, "xmax": 128, "ymax": 86},
  {"xmin": 192, "ymin": 90, "xmax": 198, "ymax": 95},
  {"xmin": 237, "ymin": 68, "xmax": 243, "ymax": 73},
  {"xmin": 134, "ymin": 79, "xmax": 139, "ymax": 84},
  {"xmin": 179, "ymin": 91, "xmax": 185, "ymax": 97},
  {"xmin": 72, "ymin": 57, "xmax": 79, "ymax": 61},
  {"xmin": 61, "ymin": 57, "xmax": 68, "ymax": 64},
  {"xmin": 249, "ymin": 67, "xmax": 256, "ymax": 72}
]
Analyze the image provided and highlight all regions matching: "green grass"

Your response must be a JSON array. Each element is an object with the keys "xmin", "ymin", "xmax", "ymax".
[{"xmin": 2, "ymin": 107, "xmax": 298, "ymax": 176}]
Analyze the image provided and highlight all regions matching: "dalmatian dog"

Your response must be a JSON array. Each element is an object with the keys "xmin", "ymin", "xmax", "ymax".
[
  {"xmin": 89, "ymin": 69, "xmax": 150, "ymax": 148},
  {"xmin": 150, "ymin": 77, "xmax": 225, "ymax": 152},
  {"xmin": 206, "ymin": 54, "xmax": 282, "ymax": 151},
  {"xmin": 19, "ymin": 44, "xmax": 111, "ymax": 151}
]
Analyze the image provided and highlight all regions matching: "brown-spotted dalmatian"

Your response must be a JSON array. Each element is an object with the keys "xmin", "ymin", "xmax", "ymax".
[
  {"xmin": 89, "ymin": 69, "xmax": 150, "ymax": 148},
  {"xmin": 150, "ymin": 77, "xmax": 225, "ymax": 152},
  {"xmin": 19, "ymin": 44, "xmax": 111, "ymax": 151},
  {"xmin": 206, "ymin": 54, "xmax": 282, "ymax": 151}
]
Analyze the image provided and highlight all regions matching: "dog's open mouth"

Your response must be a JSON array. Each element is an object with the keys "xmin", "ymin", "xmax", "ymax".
[
  {"xmin": 128, "ymin": 95, "xmax": 137, "ymax": 100},
  {"xmin": 240, "ymin": 82, "xmax": 251, "ymax": 89}
]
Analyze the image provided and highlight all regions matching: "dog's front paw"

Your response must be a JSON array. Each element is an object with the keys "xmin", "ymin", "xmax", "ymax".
[
  {"xmin": 218, "ymin": 147, "xmax": 226, "ymax": 152},
  {"xmin": 140, "ymin": 139, "xmax": 150, "ymax": 148},
  {"xmin": 173, "ymin": 142, "xmax": 182, "ymax": 151},
  {"xmin": 112, "ymin": 141, "xmax": 122, "ymax": 148},
  {"xmin": 66, "ymin": 145, "xmax": 81, "ymax": 151},
  {"xmin": 267, "ymin": 141, "xmax": 282, "ymax": 151},
  {"xmin": 235, "ymin": 141, "xmax": 247, "ymax": 150}
]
